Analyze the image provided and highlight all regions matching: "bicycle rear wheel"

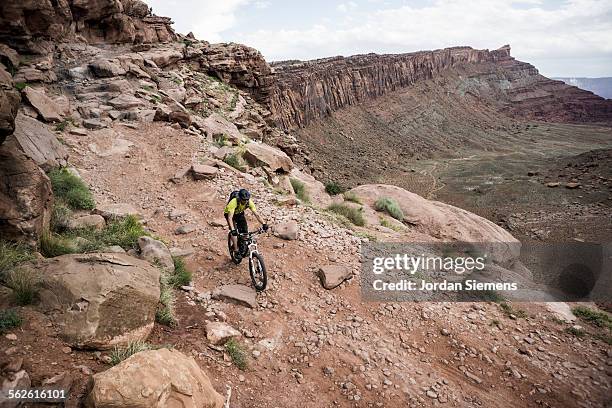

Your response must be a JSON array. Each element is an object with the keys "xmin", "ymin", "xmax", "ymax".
[{"xmin": 249, "ymin": 252, "xmax": 267, "ymax": 291}]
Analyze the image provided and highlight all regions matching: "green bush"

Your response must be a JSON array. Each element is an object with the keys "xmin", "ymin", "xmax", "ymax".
[
  {"xmin": 290, "ymin": 178, "xmax": 309, "ymax": 202},
  {"xmin": 40, "ymin": 231, "xmax": 76, "ymax": 258},
  {"xmin": 54, "ymin": 120, "xmax": 70, "ymax": 132},
  {"xmin": 374, "ymin": 197, "xmax": 404, "ymax": 221},
  {"xmin": 14, "ymin": 82, "xmax": 27, "ymax": 91},
  {"xmin": 50, "ymin": 201, "xmax": 73, "ymax": 232},
  {"xmin": 48, "ymin": 168, "xmax": 95, "ymax": 210},
  {"xmin": 0, "ymin": 309, "xmax": 22, "ymax": 334},
  {"xmin": 223, "ymin": 153, "xmax": 245, "ymax": 171},
  {"xmin": 343, "ymin": 192, "xmax": 361, "ymax": 204},
  {"xmin": 5, "ymin": 268, "xmax": 40, "ymax": 305},
  {"xmin": 327, "ymin": 203, "xmax": 365, "ymax": 227},
  {"xmin": 325, "ymin": 181, "xmax": 345, "ymax": 196},
  {"xmin": 110, "ymin": 340, "xmax": 151, "ymax": 365},
  {"xmin": 168, "ymin": 257, "xmax": 192, "ymax": 288},
  {"xmin": 572, "ymin": 306, "xmax": 612, "ymax": 329},
  {"xmin": 225, "ymin": 338, "xmax": 248, "ymax": 370},
  {"xmin": 214, "ymin": 134, "xmax": 228, "ymax": 147},
  {"xmin": 156, "ymin": 273, "xmax": 176, "ymax": 326},
  {"xmin": 0, "ymin": 241, "xmax": 34, "ymax": 280}
]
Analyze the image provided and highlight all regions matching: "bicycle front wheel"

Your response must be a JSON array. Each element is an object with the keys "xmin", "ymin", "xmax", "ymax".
[{"xmin": 249, "ymin": 252, "xmax": 267, "ymax": 291}]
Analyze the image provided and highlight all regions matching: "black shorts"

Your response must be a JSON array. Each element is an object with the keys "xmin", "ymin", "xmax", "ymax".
[{"xmin": 225, "ymin": 212, "xmax": 248, "ymax": 233}]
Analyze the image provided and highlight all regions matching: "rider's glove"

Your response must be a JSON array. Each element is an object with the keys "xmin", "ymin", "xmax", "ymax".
[
  {"xmin": 231, "ymin": 229, "xmax": 238, "ymax": 236},
  {"xmin": 262, "ymin": 223, "xmax": 269, "ymax": 232}
]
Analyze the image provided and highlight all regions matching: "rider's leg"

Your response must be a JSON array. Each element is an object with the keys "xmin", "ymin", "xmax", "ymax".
[
  {"xmin": 225, "ymin": 213, "xmax": 239, "ymax": 252},
  {"xmin": 233, "ymin": 213, "xmax": 248, "ymax": 253}
]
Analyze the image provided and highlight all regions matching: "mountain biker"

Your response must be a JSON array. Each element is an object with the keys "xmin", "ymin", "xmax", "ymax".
[{"xmin": 224, "ymin": 189, "xmax": 268, "ymax": 261}]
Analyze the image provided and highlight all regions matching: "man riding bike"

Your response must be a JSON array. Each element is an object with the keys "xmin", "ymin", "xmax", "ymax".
[{"xmin": 224, "ymin": 189, "xmax": 268, "ymax": 261}]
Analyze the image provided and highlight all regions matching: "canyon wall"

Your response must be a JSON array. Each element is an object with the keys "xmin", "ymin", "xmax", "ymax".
[
  {"xmin": 270, "ymin": 45, "xmax": 612, "ymax": 129},
  {"xmin": 0, "ymin": 0, "xmax": 176, "ymax": 55}
]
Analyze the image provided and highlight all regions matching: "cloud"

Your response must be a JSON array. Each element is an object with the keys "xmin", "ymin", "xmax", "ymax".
[
  {"xmin": 254, "ymin": 1, "xmax": 271, "ymax": 9},
  {"xmin": 337, "ymin": 2, "xmax": 358, "ymax": 13},
  {"xmin": 234, "ymin": 0, "xmax": 612, "ymax": 75},
  {"xmin": 146, "ymin": 0, "xmax": 252, "ymax": 42}
]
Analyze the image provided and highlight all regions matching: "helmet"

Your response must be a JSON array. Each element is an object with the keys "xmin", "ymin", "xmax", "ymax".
[{"xmin": 238, "ymin": 189, "xmax": 251, "ymax": 201}]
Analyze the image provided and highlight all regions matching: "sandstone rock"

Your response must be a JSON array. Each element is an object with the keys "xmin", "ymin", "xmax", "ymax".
[
  {"xmin": 0, "ymin": 86, "xmax": 19, "ymax": 144},
  {"xmin": 85, "ymin": 348, "xmax": 224, "ymax": 408},
  {"xmin": 93, "ymin": 203, "xmax": 140, "ymax": 221},
  {"xmin": 23, "ymin": 87, "xmax": 63, "ymax": 122},
  {"xmin": 108, "ymin": 94, "xmax": 142, "ymax": 110},
  {"xmin": 138, "ymin": 236, "xmax": 174, "ymax": 272},
  {"xmin": 89, "ymin": 59, "xmax": 127, "ymax": 78},
  {"xmin": 37, "ymin": 253, "xmax": 160, "ymax": 350},
  {"xmin": 318, "ymin": 265, "xmax": 353, "ymax": 289},
  {"xmin": 274, "ymin": 221, "xmax": 298, "ymax": 240},
  {"xmin": 349, "ymin": 184, "xmax": 520, "ymax": 265},
  {"xmin": 212, "ymin": 284, "xmax": 257, "ymax": 308},
  {"xmin": 169, "ymin": 110, "xmax": 191, "ymax": 127},
  {"xmin": 200, "ymin": 113, "xmax": 244, "ymax": 144},
  {"xmin": 192, "ymin": 164, "xmax": 218, "ymax": 180},
  {"xmin": 546, "ymin": 182, "xmax": 560, "ymax": 188},
  {"xmin": 83, "ymin": 119, "xmax": 106, "ymax": 130},
  {"xmin": 68, "ymin": 214, "xmax": 106, "ymax": 230},
  {"xmin": 0, "ymin": 137, "xmax": 53, "ymax": 245},
  {"xmin": 290, "ymin": 168, "xmax": 332, "ymax": 207},
  {"xmin": 175, "ymin": 224, "xmax": 197, "ymax": 235},
  {"xmin": 545, "ymin": 302, "xmax": 576, "ymax": 322},
  {"xmin": 205, "ymin": 321, "xmax": 241, "ymax": 345},
  {"xmin": 0, "ymin": 370, "xmax": 30, "ymax": 408},
  {"xmin": 244, "ymin": 142, "xmax": 293, "ymax": 173},
  {"xmin": 13, "ymin": 113, "xmax": 68, "ymax": 169}
]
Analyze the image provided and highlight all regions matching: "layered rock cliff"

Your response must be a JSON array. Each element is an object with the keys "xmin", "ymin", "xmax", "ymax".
[{"xmin": 270, "ymin": 45, "xmax": 612, "ymax": 129}]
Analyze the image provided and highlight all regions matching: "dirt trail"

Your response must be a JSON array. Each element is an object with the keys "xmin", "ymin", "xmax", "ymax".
[{"xmin": 13, "ymin": 121, "xmax": 602, "ymax": 408}]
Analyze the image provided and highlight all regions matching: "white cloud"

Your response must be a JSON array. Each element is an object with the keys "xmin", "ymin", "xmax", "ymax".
[
  {"xmin": 146, "ymin": 0, "xmax": 252, "ymax": 42},
  {"xmin": 254, "ymin": 1, "xmax": 271, "ymax": 9},
  {"xmin": 337, "ymin": 2, "xmax": 358, "ymax": 13},
  {"xmin": 234, "ymin": 0, "xmax": 612, "ymax": 76}
]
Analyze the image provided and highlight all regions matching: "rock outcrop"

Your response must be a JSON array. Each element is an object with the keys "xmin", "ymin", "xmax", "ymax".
[
  {"xmin": 0, "ymin": 0, "xmax": 176, "ymax": 54},
  {"xmin": 86, "ymin": 348, "xmax": 224, "ymax": 408},
  {"xmin": 36, "ymin": 253, "xmax": 161, "ymax": 350},
  {"xmin": 271, "ymin": 45, "xmax": 612, "ymax": 129},
  {"xmin": 0, "ymin": 137, "xmax": 53, "ymax": 245}
]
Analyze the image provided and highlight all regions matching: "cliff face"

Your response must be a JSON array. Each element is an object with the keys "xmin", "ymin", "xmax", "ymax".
[
  {"xmin": 0, "ymin": 0, "xmax": 176, "ymax": 54},
  {"xmin": 270, "ymin": 45, "xmax": 612, "ymax": 129}
]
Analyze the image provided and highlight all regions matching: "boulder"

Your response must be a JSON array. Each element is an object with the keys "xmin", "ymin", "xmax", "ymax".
[
  {"xmin": 85, "ymin": 348, "xmax": 224, "ymax": 408},
  {"xmin": 108, "ymin": 94, "xmax": 142, "ymax": 110},
  {"xmin": 89, "ymin": 59, "xmax": 127, "ymax": 78},
  {"xmin": 212, "ymin": 284, "xmax": 257, "ymax": 308},
  {"xmin": 0, "ymin": 137, "xmax": 53, "ymax": 245},
  {"xmin": 349, "ymin": 184, "xmax": 520, "ymax": 265},
  {"xmin": 290, "ymin": 168, "xmax": 332, "ymax": 207},
  {"xmin": 0, "ymin": 370, "xmax": 30, "ymax": 408},
  {"xmin": 244, "ymin": 142, "xmax": 293, "ymax": 173},
  {"xmin": 13, "ymin": 113, "xmax": 68, "ymax": 170},
  {"xmin": 274, "ymin": 221, "xmax": 298, "ymax": 241},
  {"xmin": 93, "ymin": 203, "xmax": 141, "ymax": 220},
  {"xmin": 200, "ymin": 113, "xmax": 244, "ymax": 144},
  {"xmin": 68, "ymin": 214, "xmax": 106, "ymax": 230},
  {"xmin": 191, "ymin": 164, "xmax": 218, "ymax": 180},
  {"xmin": 318, "ymin": 265, "xmax": 353, "ymax": 289},
  {"xmin": 83, "ymin": 119, "xmax": 106, "ymax": 130},
  {"xmin": 175, "ymin": 224, "xmax": 197, "ymax": 235},
  {"xmin": 205, "ymin": 321, "xmax": 241, "ymax": 345},
  {"xmin": 0, "ymin": 85, "xmax": 19, "ymax": 144},
  {"xmin": 37, "ymin": 253, "xmax": 160, "ymax": 350},
  {"xmin": 22, "ymin": 87, "xmax": 63, "ymax": 122},
  {"xmin": 168, "ymin": 110, "xmax": 191, "ymax": 128},
  {"xmin": 138, "ymin": 236, "xmax": 174, "ymax": 272}
]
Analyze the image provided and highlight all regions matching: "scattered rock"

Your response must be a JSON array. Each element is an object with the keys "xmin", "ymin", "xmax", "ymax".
[
  {"xmin": 546, "ymin": 182, "xmax": 560, "ymax": 188},
  {"xmin": 244, "ymin": 142, "xmax": 293, "ymax": 173},
  {"xmin": 175, "ymin": 224, "xmax": 197, "ymax": 235},
  {"xmin": 68, "ymin": 214, "xmax": 106, "ymax": 230},
  {"xmin": 93, "ymin": 203, "xmax": 141, "ymax": 220},
  {"xmin": 274, "ymin": 221, "xmax": 298, "ymax": 240},
  {"xmin": 192, "ymin": 164, "xmax": 218, "ymax": 180},
  {"xmin": 23, "ymin": 87, "xmax": 63, "ymax": 122},
  {"xmin": 83, "ymin": 119, "xmax": 106, "ymax": 130},
  {"xmin": 212, "ymin": 284, "xmax": 257, "ymax": 308},
  {"xmin": 137, "ymin": 236, "xmax": 174, "ymax": 272},
  {"xmin": 318, "ymin": 265, "xmax": 352, "ymax": 289},
  {"xmin": 205, "ymin": 321, "xmax": 241, "ymax": 345}
]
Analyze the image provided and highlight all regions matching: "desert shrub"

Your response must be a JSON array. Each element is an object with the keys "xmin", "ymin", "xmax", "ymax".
[
  {"xmin": 499, "ymin": 302, "xmax": 527, "ymax": 318},
  {"xmin": 167, "ymin": 257, "xmax": 192, "ymax": 288},
  {"xmin": 156, "ymin": 273, "xmax": 176, "ymax": 326},
  {"xmin": 109, "ymin": 340, "xmax": 151, "ymax": 365},
  {"xmin": 572, "ymin": 306, "xmax": 612, "ymax": 329},
  {"xmin": 325, "ymin": 181, "xmax": 345, "ymax": 196},
  {"xmin": 214, "ymin": 133, "xmax": 228, "ymax": 147},
  {"xmin": 327, "ymin": 203, "xmax": 365, "ymax": 227},
  {"xmin": 225, "ymin": 338, "xmax": 248, "ymax": 370},
  {"xmin": 0, "ymin": 241, "xmax": 34, "ymax": 280},
  {"xmin": 5, "ymin": 268, "xmax": 40, "ymax": 305},
  {"xmin": 343, "ymin": 192, "xmax": 361, "ymax": 204},
  {"xmin": 14, "ymin": 82, "xmax": 27, "ymax": 91},
  {"xmin": 566, "ymin": 326, "xmax": 586, "ymax": 338},
  {"xmin": 54, "ymin": 120, "xmax": 71, "ymax": 132},
  {"xmin": 39, "ymin": 231, "xmax": 76, "ymax": 258},
  {"xmin": 224, "ymin": 153, "xmax": 245, "ymax": 171},
  {"xmin": 290, "ymin": 178, "xmax": 309, "ymax": 202},
  {"xmin": 50, "ymin": 201, "xmax": 73, "ymax": 232},
  {"xmin": 374, "ymin": 197, "xmax": 404, "ymax": 221},
  {"xmin": 0, "ymin": 309, "xmax": 22, "ymax": 334},
  {"xmin": 48, "ymin": 168, "xmax": 95, "ymax": 210}
]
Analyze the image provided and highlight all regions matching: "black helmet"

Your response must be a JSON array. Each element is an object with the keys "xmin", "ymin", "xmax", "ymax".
[{"xmin": 238, "ymin": 189, "xmax": 251, "ymax": 201}]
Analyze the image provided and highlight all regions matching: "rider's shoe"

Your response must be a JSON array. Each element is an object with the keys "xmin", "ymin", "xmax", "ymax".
[{"xmin": 234, "ymin": 251, "xmax": 242, "ymax": 262}]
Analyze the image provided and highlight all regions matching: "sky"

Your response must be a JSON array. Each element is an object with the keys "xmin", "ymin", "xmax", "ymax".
[{"xmin": 146, "ymin": 0, "xmax": 612, "ymax": 77}]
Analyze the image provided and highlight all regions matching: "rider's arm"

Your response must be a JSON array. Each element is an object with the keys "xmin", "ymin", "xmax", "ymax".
[{"xmin": 227, "ymin": 211, "xmax": 235, "ymax": 230}]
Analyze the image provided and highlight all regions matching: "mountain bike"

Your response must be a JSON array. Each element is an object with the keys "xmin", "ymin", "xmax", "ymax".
[{"xmin": 227, "ymin": 227, "xmax": 268, "ymax": 291}]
